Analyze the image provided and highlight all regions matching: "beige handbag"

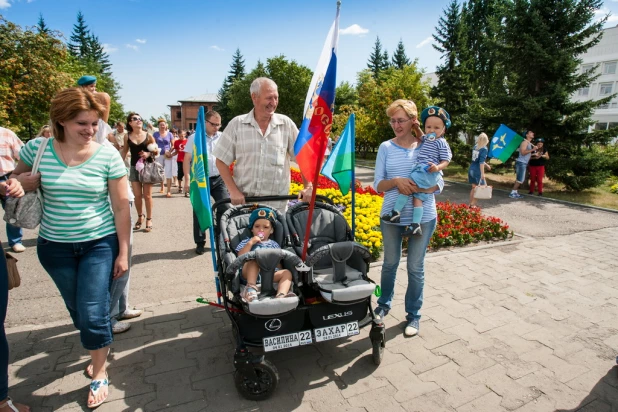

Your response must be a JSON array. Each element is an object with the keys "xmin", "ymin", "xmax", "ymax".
[
  {"xmin": 5, "ymin": 252, "xmax": 20, "ymax": 290},
  {"xmin": 474, "ymin": 185, "xmax": 493, "ymax": 200}
]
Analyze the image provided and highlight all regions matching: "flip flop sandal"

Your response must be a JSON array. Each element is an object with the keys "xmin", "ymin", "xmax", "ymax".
[
  {"xmin": 87, "ymin": 373, "xmax": 109, "ymax": 409},
  {"xmin": 0, "ymin": 397, "xmax": 20, "ymax": 411},
  {"xmin": 166, "ymin": 193, "xmax": 172, "ymax": 198}
]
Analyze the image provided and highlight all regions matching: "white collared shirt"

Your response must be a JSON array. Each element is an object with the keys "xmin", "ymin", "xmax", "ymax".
[
  {"xmin": 183, "ymin": 131, "xmax": 221, "ymax": 177},
  {"xmin": 212, "ymin": 109, "xmax": 299, "ymax": 210}
]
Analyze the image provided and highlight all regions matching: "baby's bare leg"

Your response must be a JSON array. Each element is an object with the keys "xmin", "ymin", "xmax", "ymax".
[
  {"xmin": 413, "ymin": 196, "xmax": 422, "ymax": 208},
  {"xmin": 274, "ymin": 269, "xmax": 293, "ymax": 296},
  {"xmin": 242, "ymin": 260, "xmax": 260, "ymax": 286}
]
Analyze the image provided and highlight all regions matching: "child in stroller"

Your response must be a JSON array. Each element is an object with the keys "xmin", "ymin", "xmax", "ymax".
[{"xmin": 235, "ymin": 207, "xmax": 296, "ymax": 302}]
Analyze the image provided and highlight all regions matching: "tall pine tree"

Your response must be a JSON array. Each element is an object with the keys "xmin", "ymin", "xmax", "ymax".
[
  {"xmin": 217, "ymin": 48, "xmax": 246, "ymax": 127},
  {"xmin": 367, "ymin": 36, "xmax": 386, "ymax": 79},
  {"xmin": 391, "ymin": 40, "xmax": 411, "ymax": 69},
  {"xmin": 68, "ymin": 11, "xmax": 90, "ymax": 58},
  {"xmin": 36, "ymin": 14, "xmax": 50, "ymax": 35},
  {"xmin": 493, "ymin": 0, "xmax": 610, "ymax": 190},
  {"xmin": 381, "ymin": 49, "xmax": 390, "ymax": 70},
  {"xmin": 432, "ymin": 0, "xmax": 476, "ymax": 165}
]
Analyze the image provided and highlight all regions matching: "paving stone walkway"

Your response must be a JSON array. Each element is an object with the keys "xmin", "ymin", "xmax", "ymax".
[{"xmin": 3, "ymin": 168, "xmax": 618, "ymax": 411}]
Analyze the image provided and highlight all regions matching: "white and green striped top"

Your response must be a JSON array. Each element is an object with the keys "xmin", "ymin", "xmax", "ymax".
[{"xmin": 20, "ymin": 137, "xmax": 127, "ymax": 242}]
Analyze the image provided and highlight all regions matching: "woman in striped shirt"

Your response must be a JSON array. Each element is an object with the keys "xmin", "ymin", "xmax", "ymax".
[
  {"xmin": 12, "ymin": 87, "xmax": 130, "ymax": 409},
  {"xmin": 373, "ymin": 99, "xmax": 444, "ymax": 338}
]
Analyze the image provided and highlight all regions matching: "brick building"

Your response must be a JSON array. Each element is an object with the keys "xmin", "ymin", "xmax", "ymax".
[{"xmin": 168, "ymin": 93, "xmax": 219, "ymax": 131}]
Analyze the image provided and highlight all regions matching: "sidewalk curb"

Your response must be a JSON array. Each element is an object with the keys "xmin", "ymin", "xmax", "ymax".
[{"xmin": 355, "ymin": 163, "xmax": 618, "ymax": 215}]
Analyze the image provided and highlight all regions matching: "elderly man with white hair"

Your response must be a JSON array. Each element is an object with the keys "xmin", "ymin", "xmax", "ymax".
[{"xmin": 213, "ymin": 77, "xmax": 313, "ymax": 211}]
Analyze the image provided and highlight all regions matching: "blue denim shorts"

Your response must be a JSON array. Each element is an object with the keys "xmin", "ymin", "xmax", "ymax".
[
  {"xmin": 37, "ymin": 233, "xmax": 118, "ymax": 350},
  {"xmin": 515, "ymin": 161, "xmax": 527, "ymax": 184}
]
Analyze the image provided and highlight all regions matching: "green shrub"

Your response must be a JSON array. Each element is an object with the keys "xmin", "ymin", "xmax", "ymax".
[{"xmin": 547, "ymin": 146, "xmax": 612, "ymax": 191}]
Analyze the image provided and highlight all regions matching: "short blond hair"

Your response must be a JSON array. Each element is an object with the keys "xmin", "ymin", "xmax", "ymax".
[
  {"xmin": 476, "ymin": 132, "xmax": 489, "ymax": 148},
  {"xmin": 386, "ymin": 99, "xmax": 418, "ymax": 119},
  {"xmin": 50, "ymin": 88, "xmax": 105, "ymax": 142}
]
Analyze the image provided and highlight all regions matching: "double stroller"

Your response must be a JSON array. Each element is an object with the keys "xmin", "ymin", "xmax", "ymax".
[{"xmin": 212, "ymin": 195, "xmax": 386, "ymax": 400}]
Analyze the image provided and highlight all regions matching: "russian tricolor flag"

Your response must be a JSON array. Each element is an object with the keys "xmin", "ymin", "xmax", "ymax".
[{"xmin": 294, "ymin": 4, "xmax": 340, "ymax": 184}]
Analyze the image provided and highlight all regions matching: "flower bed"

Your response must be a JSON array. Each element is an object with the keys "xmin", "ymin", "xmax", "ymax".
[{"xmin": 289, "ymin": 167, "xmax": 513, "ymax": 259}]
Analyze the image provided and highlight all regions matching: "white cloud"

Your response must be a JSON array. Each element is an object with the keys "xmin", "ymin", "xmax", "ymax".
[
  {"xmin": 416, "ymin": 36, "xmax": 433, "ymax": 49},
  {"xmin": 210, "ymin": 45, "xmax": 224, "ymax": 51},
  {"xmin": 0, "ymin": 0, "xmax": 11, "ymax": 9},
  {"xmin": 125, "ymin": 44, "xmax": 139, "ymax": 51},
  {"xmin": 102, "ymin": 43, "xmax": 118, "ymax": 54},
  {"xmin": 608, "ymin": 15, "xmax": 618, "ymax": 22},
  {"xmin": 339, "ymin": 24, "xmax": 369, "ymax": 36},
  {"xmin": 135, "ymin": 39, "xmax": 146, "ymax": 44}
]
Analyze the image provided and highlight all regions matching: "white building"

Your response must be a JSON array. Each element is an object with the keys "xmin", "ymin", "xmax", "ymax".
[{"xmin": 573, "ymin": 25, "xmax": 618, "ymax": 132}]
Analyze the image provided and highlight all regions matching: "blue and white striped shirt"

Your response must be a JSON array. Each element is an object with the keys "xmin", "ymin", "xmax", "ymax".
[
  {"xmin": 417, "ymin": 136, "xmax": 452, "ymax": 166},
  {"xmin": 374, "ymin": 140, "xmax": 444, "ymax": 225}
]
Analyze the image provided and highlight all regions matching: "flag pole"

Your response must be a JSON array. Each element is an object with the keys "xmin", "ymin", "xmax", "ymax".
[
  {"xmin": 199, "ymin": 106, "xmax": 222, "ymax": 304},
  {"xmin": 301, "ymin": 137, "xmax": 327, "ymax": 260},
  {"xmin": 350, "ymin": 113, "xmax": 356, "ymax": 240}
]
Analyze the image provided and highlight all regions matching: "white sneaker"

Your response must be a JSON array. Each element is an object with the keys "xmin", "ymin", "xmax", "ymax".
[
  {"xmin": 112, "ymin": 321, "xmax": 131, "ymax": 334},
  {"xmin": 11, "ymin": 243, "xmax": 25, "ymax": 253},
  {"xmin": 119, "ymin": 308, "xmax": 143, "ymax": 320}
]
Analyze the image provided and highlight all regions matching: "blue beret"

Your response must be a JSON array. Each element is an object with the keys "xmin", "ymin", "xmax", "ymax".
[
  {"xmin": 249, "ymin": 207, "xmax": 277, "ymax": 229},
  {"xmin": 421, "ymin": 106, "xmax": 451, "ymax": 129},
  {"xmin": 77, "ymin": 75, "xmax": 97, "ymax": 86}
]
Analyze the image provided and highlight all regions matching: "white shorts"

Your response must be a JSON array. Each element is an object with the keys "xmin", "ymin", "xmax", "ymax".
[
  {"xmin": 157, "ymin": 155, "xmax": 174, "ymax": 179},
  {"xmin": 172, "ymin": 155, "xmax": 178, "ymax": 176}
]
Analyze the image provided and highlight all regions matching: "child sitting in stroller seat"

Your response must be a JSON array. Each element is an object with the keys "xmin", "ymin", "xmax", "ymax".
[{"xmin": 235, "ymin": 207, "xmax": 295, "ymax": 302}]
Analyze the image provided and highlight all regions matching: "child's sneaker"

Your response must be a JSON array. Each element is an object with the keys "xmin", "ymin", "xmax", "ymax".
[
  {"xmin": 380, "ymin": 210, "xmax": 401, "ymax": 223},
  {"xmin": 402, "ymin": 223, "xmax": 422, "ymax": 237},
  {"xmin": 509, "ymin": 192, "xmax": 523, "ymax": 199}
]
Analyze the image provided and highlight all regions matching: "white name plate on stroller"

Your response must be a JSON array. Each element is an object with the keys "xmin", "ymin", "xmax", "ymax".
[
  {"xmin": 263, "ymin": 330, "xmax": 313, "ymax": 352},
  {"xmin": 314, "ymin": 321, "xmax": 360, "ymax": 343}
]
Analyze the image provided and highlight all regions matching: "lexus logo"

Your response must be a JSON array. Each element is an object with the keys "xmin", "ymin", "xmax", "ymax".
[{"xmin": 265, "ymin": 318, "xmax": 282, "ymax": 332}]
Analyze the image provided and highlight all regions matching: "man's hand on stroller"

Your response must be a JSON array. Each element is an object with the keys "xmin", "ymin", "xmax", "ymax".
[
  {"xmin": 229, "ymin": 187, "xmax": 246, "ymax": 205},
  {"xmin": 298, "ymin": 184, "xmax": 313, "ymax": 202}
]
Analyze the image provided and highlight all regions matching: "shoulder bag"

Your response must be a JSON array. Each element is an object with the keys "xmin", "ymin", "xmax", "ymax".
[
  {"xmin": 3, "ymin": 137, "xmax": 49, "ymax": 229},
  {"xmin": 474, "ymin": 183, "xmax": 493, "ymax": 200},
  {"xmin": 139, "ymin": 154, "xmax": 164, "ymax": 184},
  {"xmin": 5, "ymin": 252, "xmax": 20, "ymax": 290}
]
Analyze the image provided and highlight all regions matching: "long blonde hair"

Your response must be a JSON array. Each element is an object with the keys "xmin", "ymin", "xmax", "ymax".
[{"xmin": 475, "ymin": 133, "xmax": 489, "ymax": 149}]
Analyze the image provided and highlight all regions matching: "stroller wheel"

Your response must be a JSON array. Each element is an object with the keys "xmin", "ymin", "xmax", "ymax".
[
  {"xmin": 234, "ymin": 359, "xmax": 279, "ymax": 400},
  {"xmin": 372, "ymin": 338, "xmax": 384, "ymax": 365}
]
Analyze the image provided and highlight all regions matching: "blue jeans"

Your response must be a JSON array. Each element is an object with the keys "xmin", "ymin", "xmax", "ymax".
[
  {"xmin": 110, "ymin": 207, "xmax": 133, "ymax": 321},
  {"xmin": 0, "ymin": 244, "xmax": 9, "ymax": 400},
  {"xmin": 377, "ymin": 219, "xmax": 437, "ymax": 322},
  {"xmin": 0, "ymin": 174, "xmax": 23, "ymax": 247},
  {"xmin": 37, "ymin": 234, "xmax": 118, "ymax": 350},
  {"xmin": 515, "ymin": 161, "xmax": 527, "ymax": 184}
]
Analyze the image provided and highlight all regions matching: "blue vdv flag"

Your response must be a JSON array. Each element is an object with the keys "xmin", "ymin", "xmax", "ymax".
[{"xmin": 489, "ymin": 124, "xmax": 524, "ymax": 163}]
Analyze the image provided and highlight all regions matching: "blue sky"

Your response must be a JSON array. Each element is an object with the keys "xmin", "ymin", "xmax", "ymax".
[{"xmin": 2, "ymin": 0, "xmax": 618, "ymax": 120}]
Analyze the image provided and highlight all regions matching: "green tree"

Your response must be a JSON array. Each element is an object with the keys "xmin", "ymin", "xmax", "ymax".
[
  {"xmin": 432, "ymin": 0, "xmax": 476, "ymax": 166},
  {"xmin": 357, "ymin": 64, "xmax": 432, "ymax": 156},
  {"xmin": 36, "ymin": 14, "xmax": 50, "ymax": 35},
  {"xmin": 367, "ymin": 36, "xmax": 387, "ymax": 79},
  {"xmin": 0, "ymin": 16, "xmax": 76, "ymax": 136},
  {"xmin": 68, "ymin": 11, "xmax": 90, "ymax": 58},
  {"xmin": 335, "ymin": 81, "xmax": 358, "ymax": 113},
  {"xmin": 381, "ymin": 49, "xmax": 390, "ymax": 71},
  {"xmin": 492, "ymin": 0, "xmax": 610, "ymax": 190},
  {"xmin": 226, "ymin": 56, "xmax": 312, "ymax": 126},
  {"xmin": 391, "ymin": 39, "xmax": 411, "ymax": 69},
  {"xmin": 217, "ymin": 48, "xmax": 246, "ymax": 127}
]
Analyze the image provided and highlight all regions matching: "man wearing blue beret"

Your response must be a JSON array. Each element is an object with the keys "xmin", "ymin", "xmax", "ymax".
[{"xmin": 77, "ymin": 75, "xmax": 110, "ymax": 123}]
